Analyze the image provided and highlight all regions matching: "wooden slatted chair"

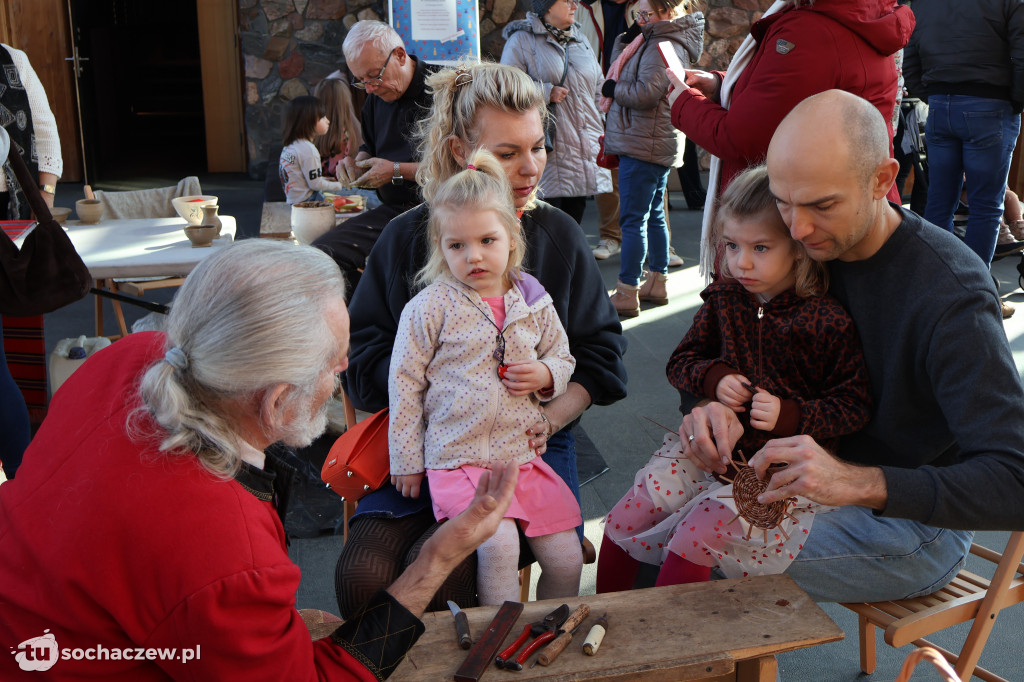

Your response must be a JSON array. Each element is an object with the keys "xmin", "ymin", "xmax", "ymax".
[{"xmin": 842, "ymin": 531, "xmax": 1024, "ymax": 682}]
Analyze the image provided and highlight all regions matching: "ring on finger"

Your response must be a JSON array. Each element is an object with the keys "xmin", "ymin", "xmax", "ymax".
[{"xmin": 688, "ymin": 434, "xmax": 695, "ymax": 443}]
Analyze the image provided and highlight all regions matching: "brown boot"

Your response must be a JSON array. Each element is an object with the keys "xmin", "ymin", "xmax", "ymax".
[
  {"xmin": 638, "ymin": 270, "xmax": 669, "ymax": 306},
  {"xmin": 610, "ymin": 281, "xmax": 640, "ymax": 318}
]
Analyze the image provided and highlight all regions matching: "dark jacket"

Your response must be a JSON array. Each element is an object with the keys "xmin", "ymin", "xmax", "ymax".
[
  {"xmin": 344, "ymin": 200, "xmax": 628, "ymax": 414},
  {"xmin": 360, "ymin": 56, "xmax": 441, "ymax": 207},
  {"xmin": 903, "ymin": 0, "xmax": 1024, "ymax": 109},
  {"xmin": 667, "ymin": 281, "xmax": 872, "ymax": 457}
]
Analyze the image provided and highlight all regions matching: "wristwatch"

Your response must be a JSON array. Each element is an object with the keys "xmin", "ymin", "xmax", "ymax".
[
  {"xmin": 40, "ymin": 183, "xmax": 56, "ymax": 195},
  {"xmin": 391, "ymin": 162, "xmax": 402, "ymax": 185}
]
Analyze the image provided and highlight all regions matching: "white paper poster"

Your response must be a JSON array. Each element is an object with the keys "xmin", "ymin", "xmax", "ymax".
[{"xmin": 411, "ymin": 0, "xmax": 459, "ymax": 42}]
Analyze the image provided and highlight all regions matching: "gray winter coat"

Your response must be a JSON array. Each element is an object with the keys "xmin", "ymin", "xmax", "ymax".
[
  {"xmin": 604, "ymin": 13, "xmax": 704, "ymax": 167},
  {"xmin": 502, "ymin": 13, "xmax": 612, "ymax": 199}
]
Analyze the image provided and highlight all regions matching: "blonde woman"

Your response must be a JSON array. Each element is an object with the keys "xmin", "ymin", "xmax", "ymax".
[{"xmin": 336, "ymin": 61, "xmax": 627, "ymax": 616}]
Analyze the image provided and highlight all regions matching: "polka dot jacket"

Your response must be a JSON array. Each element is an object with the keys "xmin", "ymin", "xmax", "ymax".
[{"xmin": 388, "ymin": 272, "xmax": 576, "ymax": 475}]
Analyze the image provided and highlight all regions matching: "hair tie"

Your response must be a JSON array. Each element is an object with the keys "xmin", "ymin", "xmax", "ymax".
[
  {"xmin": 164, "ymin": 347, "xmax": 189, "ymax": 371},
  {"xmin": 466, "ymin": 163, "xmax": 478, "ymax": 171}
]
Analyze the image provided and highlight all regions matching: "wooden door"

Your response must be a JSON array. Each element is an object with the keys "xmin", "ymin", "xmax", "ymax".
[{"xmin": 0, "ymin": 0, "xmax": 84, "ymax": 182}]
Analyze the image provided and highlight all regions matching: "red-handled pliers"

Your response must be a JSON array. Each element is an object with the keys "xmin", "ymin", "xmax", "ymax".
[{"xmin": 495, "ymin": 603, "xmax": 569, "ymax": 671}]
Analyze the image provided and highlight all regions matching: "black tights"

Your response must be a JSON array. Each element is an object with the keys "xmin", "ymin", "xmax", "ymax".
[
  {"xmin": 335, "ymin": 511, "xmax": 477, "ymax": 618},
  {"xmin": 335, "ymin": 510, "xmax": 537, "ymax": 618}
]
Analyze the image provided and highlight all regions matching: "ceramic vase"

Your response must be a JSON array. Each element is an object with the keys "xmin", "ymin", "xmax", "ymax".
[{"xmin": 201, "ymin": 204, "xmax": 223, "ymax": 236}]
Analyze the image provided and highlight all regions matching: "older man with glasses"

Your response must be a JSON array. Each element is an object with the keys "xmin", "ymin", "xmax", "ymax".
[{"xmin": 313, "ymin": 20, "xmax": 441, "ymax": 299}]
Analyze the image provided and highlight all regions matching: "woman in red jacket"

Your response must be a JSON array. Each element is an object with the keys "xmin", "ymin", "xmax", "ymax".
[{"xmin": 667, "ymin": 0, "xmax": 913, "ymax": 270}]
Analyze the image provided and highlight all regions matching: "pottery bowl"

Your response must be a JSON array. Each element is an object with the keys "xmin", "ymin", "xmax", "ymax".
[
  {"xmin": 75, "ymin": 199, "xmax": 104, "ymax": 224},
  {"xmin": 291, "ymin": 201, "xmax": 336, "ymax": 245},
  {"xmin": 184, "ymin": 225, "xmax": 219, "ymax": 248},
  {"xmin": 50, "ymin": 206, "xmax": 72, "ymax": 224},
  {"xmin": 172, "ymin": 195, "xmax": 219, "ymax": 226}
]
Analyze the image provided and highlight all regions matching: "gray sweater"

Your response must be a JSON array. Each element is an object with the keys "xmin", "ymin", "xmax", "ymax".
[{"xmin": 829, "ymin": 207, "xmax": 1024, "ymax": 530}]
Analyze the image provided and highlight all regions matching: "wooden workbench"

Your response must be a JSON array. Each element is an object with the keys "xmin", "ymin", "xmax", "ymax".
[{"xmin": 388, "ymin": 575, "xmax": 842, "ymax": 681}]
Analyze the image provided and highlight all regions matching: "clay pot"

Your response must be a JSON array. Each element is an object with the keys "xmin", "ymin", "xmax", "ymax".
[
  {"xmin": 76, "ymin": 199, "xmax": 104, "ymax": 224},
  {"xmin": 184, "ymin": 225, "xmax": 218, "ymax": 248},
  {"xmin": 291, "ymin": 200, "xmax": 335, "ymax": 245}
]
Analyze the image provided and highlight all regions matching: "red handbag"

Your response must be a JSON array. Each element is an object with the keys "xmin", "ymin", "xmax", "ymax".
[
  {"xmin": 597, "ymin": 135, "xmax": 619, "ymax": 170},
  {"xmin": 321, "ymin": 408, "xmax": 390, "ymax": 501}
]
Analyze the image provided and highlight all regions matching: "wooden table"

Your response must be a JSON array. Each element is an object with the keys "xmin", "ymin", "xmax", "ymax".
[
  {"xmin": 388, "ymin": 576, "xmax": 842, "ymax": 681},
  {"xmin": 16, "ymin": 217, "xmax": 237, "ymax": 337}
]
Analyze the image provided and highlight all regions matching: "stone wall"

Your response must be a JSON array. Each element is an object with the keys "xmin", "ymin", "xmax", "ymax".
[{"xmin": 239, "ymin": 0, "xmax": 762, "ymax": 178}]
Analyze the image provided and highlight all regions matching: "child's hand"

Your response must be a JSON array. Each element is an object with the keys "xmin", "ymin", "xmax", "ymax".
[
  {"xmin": 716, "ymin": 374, "xmax": 754, "ymax": 411},
  {"xmin": 500, "ymin": 361, "xmax": 553, "ymax": 397},
  {"xmin": 391, "ymin": 473, "xmax": 424, "ymax": 498},
  {"xmin": 749, "ymin": 390, "xmax": 781, "ymax": 431}
]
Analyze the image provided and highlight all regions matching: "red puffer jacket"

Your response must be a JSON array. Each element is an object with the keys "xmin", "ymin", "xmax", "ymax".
[{"xmin": 672, "ymin": 0, "xmax": 914, "ymax": 194}]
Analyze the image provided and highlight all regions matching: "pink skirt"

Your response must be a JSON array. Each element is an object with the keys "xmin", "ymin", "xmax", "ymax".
[{"xmin": 428, "ymin": 459, "xmax": 581, "ymax": 537}]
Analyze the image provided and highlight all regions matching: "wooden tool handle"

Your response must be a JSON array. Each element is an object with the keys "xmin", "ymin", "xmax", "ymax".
[
  {"xmin": 537, "ymin": 631, "xmax": 573, "ymax": 666},
  {"xmin": 454, "ymin": 610, "xmax": 472, "ymax": 649},
  {"xmin": 583, "ymin": 623, "xmax": 606, "ymax": 655},
  {"xmin": 562, "ymin": 603, "xmax": 590, "ymax": 633}
]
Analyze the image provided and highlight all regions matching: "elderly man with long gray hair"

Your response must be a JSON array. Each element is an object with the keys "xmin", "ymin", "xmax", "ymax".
[{"xmin": 0, "ymin": 240, "xmax": 517, "ymax": 681}]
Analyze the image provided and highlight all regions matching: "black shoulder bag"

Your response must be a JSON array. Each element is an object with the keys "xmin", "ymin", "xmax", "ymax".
[{"xmin": 0, "ymin": 141, "xmax": 92, "ymax": 316}]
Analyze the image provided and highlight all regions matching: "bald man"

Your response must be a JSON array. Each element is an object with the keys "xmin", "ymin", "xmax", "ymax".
[{"xmin": 680, "ymin": 90, "xmax": 1024, "ymax": 603}]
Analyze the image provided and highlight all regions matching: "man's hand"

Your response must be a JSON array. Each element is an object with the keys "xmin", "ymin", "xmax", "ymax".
[
  {"xmin": 550, "ymin": 85, "xmax": 569, "ymax": 103},
  {"xmin": 336, "ymin": 157, "xmax": 360, "ymax": 186},
  {"xmin": 391, "ymin": 472, "xmax": 424, "ymax": 498},
  {"xmin": 749, "ymin": 389, "xmax": 781, "ymax": 431},
  {"xmin": 387, "ymin": 463, "xmax": 519, "ymax": 618},
  {"xmin": 352, "ymin": 157, "xmax": 394, "ymax": 188},
  {"xmin": 501, "ymin": 360, "xmax": 553, "ymax": 397},
  {"xmin": 749, "ymin": 435, "xmax": 888, "ymax": 509},
  {"xmin": 680, "ymin": 401, "xmax": 744, "ymax": 475},
  {"xmin": 715, "ymin": 373, "xmax": 754, "ymax": 412}
]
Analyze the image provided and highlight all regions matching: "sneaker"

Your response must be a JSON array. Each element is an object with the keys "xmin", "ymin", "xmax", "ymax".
[
  {"xmin": 1002, "ymin": 301, "xmax": 1016, "ymax": 319},
  {"xmin": 668, "ymin": 247, "xmax": 684, "ymax": 268},
  {"xmin": 593, "ymin": 239, "xmax": 620, "ymax": 260},
  {"xmin": 993, "ymin": 222, "xmax": 1024, "ymax": 261}
]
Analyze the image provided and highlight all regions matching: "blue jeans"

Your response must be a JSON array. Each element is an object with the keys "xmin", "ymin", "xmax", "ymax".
[
  {"xmin": 784, "ymin": 505, "xmax": 973, "ymax": 603},
  {"xmin": 923, "ymin": 95, "xmax": 1021, "ymax": 266},
  {"xmin": 0, "ymin": 325, "xmax": 31, "ymax": 478},
  {"xmin": 618, "ymin": 155, "xmax": 670, "ymax": 286}
]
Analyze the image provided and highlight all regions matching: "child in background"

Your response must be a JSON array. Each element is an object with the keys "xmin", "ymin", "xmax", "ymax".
[
  {"xmin": 313, "ymin": 79, "xmax": 381, "ymax": 211},
  {"xmin": 388, "ymin": 148, "xmax": 582, "ymax": 605},
  {"xmin": 278, "ymin": 95, "xmax": 347, "ymax": 204},
  {"xmin": 597, "ymin": 165, "xmax": 872, "ymax": 591}
]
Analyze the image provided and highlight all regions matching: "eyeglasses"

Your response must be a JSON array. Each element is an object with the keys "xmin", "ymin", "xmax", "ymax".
[
  {"xmin": 631, "ymin": 8, "xmax": 655, "ymax": 22},
  {"xmin": 351, "ymin": 48, "xmax": 397, "ymax": 90},
  {"xmin": 563, "ymin": 0, "xmax": 580, "ymax": 7}
]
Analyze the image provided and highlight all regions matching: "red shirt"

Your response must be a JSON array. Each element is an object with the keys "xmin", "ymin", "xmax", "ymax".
[{"xmin": 0, "ymin": 332, "xmax": 384, "ymax": 681}]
